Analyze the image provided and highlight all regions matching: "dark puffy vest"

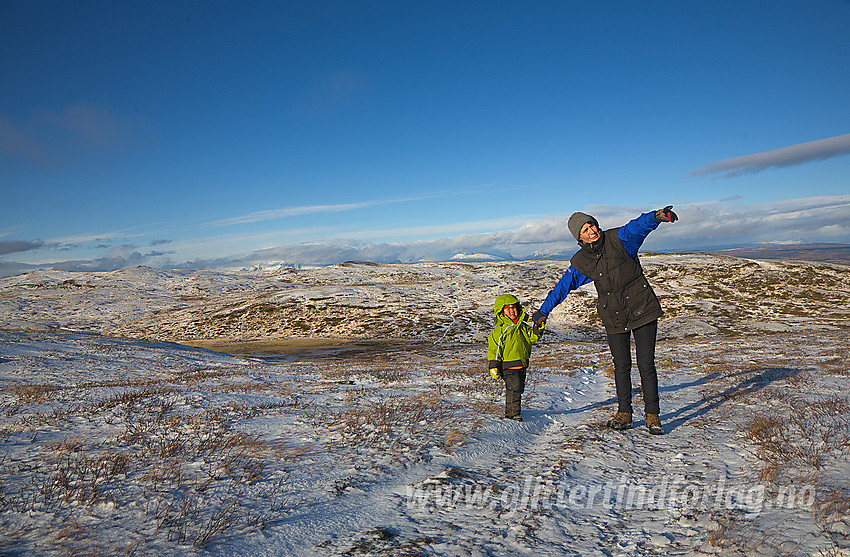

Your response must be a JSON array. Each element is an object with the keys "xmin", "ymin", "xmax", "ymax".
[{"xmin": 570, "ymin": 229, "xmax": 663, "ymax": 334}]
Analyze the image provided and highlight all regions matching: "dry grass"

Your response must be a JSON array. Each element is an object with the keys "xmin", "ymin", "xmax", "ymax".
[
  {"xmin": 742, "ymin": 394, "xmax": 850, "ymax": 480},
  {"xmin": 705, "ymin": 514, "xmax": 787, "ymax": 555},
  {"xmin": 2, "ymin": 377, "xmax": 300, "ymax": 553},
  {"xmin": 4, "ymin": 383, "xmax": 61, "ymax": 403},
  {"xmin": 729, "ymin": 387, "xmax": 850, "ymax": 554},
  {"xmin": 1, "ymin": 386, "xmax": 304, "ymax": 552},
  {"xmin": 675, "ymin": 330, "xmax": 850, "ymax": 555},
  {"xmin": 0, "ymin": 339, "xmax": 508, "ymax": 555},
  {"xmin": 532, "ymin": 354, "xmax": 586, "ymax": 373}
]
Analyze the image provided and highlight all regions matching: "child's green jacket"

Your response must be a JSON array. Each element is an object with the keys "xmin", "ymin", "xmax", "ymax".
[{"xmin": 487, "ymin": 294, "xmax": 541, "ymax": 371}]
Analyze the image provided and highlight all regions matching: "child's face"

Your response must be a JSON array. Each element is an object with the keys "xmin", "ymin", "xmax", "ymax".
[{"xmin": 502, "ymin": 304, "xmax": 519, "ymax": 321}]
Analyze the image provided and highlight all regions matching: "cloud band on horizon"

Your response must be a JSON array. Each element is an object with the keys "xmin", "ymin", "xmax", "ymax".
[
  {"xmin": 688, "ymin": 133, "xmax": 850, "ymax": 179},
  {"xmin": 176, "ymin": 195, "xmax": 850, "ymax": 270},
  {"xmin": 4, "ymin": 195, "xmax": 850, "ymax": 277}
]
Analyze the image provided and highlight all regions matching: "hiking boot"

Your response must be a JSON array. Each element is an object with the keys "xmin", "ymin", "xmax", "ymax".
[
  {"xmin": 607, "ymin": 412, "xmax": 632, "ymax": 430},
  {"xmin": 504, "ymin": 414, "xmax": 523, "ymax": 422},
  {"xmin": 645, "ymin": 413, "xmax": 664, "ymax": 435}
]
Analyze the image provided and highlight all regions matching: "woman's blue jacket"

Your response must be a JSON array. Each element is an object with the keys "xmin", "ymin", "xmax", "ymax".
[{"xmin": 538, "ymin": 211, "xmax": 660, "ymax": 317}]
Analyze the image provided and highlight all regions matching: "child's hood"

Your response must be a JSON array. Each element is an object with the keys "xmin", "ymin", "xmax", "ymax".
[{"xmin": 493, "ymin": 294, "xmax": 527, "ymax": 323}]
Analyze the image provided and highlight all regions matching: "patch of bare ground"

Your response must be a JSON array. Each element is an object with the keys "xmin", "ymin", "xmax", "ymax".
[{"xmin": 179, "ymin": 337, "xmax": 426, "ymax": 356}]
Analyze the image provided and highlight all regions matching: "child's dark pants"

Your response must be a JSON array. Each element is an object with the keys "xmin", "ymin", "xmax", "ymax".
[{"xmin": 502, "ymin": 366, "xmax": 527, "ymax": 418}]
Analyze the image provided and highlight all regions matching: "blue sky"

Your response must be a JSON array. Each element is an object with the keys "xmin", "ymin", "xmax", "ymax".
[{"xmin": 2, "ymin": 1, "xmax": 849, "ymax": 275}]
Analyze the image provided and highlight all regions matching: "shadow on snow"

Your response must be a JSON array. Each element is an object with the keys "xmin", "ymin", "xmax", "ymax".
[{"xmin": 660, "ymin": 367, "xmax": 801, "ymax": 432}]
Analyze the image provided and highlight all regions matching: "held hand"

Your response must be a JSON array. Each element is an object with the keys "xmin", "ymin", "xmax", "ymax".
[
  {"xmin": 490, "ymin": 368, "xmax": 502, "ymax": 380},
  {"xmin": 655, "ymin": 205, "xmax": 678, "ymax": 223},
  {"xmin": 531, "ymin": 310, "xmax": 547, "ymax": 330}
]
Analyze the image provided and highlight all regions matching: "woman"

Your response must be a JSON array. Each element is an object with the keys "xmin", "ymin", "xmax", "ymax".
[{"xmin": 532, "ymin": 206, "xmax": 678, "ymax": 435}]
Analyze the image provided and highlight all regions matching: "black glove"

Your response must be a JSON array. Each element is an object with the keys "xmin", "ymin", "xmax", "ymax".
[
  {"xmin": 655, "ymin": 205, "xmax": 678, "ymax": 223},
  {"xmin": 531, "ymin": 310, "xmax": 547, "ymax": 330},
  {"xmin": 532, "ymin": 322, "xmax": 544, "ymax": 337}
]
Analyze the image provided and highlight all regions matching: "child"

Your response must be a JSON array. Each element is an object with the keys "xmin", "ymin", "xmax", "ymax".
[{"xmin": 487, "ymin": 294, "xmax": 543, "ymax": 422}]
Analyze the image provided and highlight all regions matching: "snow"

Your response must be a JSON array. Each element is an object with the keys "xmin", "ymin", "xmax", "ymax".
[{"xmin": 1, "ymin": 255, "xmax": 849, "ymax": 555}]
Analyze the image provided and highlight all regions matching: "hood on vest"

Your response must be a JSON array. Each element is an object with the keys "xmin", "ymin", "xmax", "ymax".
[{"xmin": 493, "ymin": 294, "xmax": 527, "ymax": 324}]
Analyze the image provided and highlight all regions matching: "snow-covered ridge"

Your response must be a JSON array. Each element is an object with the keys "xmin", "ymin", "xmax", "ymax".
[{"xmin": 2, "ymin": 254, "xmax": 848, "ymax": 343}]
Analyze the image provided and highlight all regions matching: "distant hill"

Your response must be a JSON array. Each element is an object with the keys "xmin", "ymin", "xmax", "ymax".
[
  {"xmin": 709, "ymin": 243, "xmax": 850, "ymax": 266},
  {"xmin": 4, "ymin": 253, "xmax": 849, "ymax": 344}
]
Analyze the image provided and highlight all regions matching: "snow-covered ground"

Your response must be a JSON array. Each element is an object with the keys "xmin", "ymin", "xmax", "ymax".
[{"xmin": 1, "ymin": 255, "xmax": 848, "ymax": 556}]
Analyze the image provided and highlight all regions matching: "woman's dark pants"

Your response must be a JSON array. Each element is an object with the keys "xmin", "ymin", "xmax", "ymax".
[{"xmin": 606, "ymin": 320, "xmax": 660, "ymax": 415}]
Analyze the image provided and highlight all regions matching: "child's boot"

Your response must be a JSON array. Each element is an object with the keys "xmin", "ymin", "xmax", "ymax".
[{"xmin": 504, "ymin": 392, "xmax": 522, "ymax": 421}]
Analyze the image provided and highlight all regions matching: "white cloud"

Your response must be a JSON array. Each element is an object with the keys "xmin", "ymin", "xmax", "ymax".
[
  {"xmin": 688, "ymin": 133, "xmax": 850, "ymax": 179},
  {"xmin": 47, "ymin": 230, "xmax": 141, "ymax": 247},
  {"xmin": 643, "ymin": 195, "xmax": 850, "ymax": 249},
  {"xmin": 206, "ymin": 201, "xmax": 382, "ymax": 227},
  {"xmin": 205, "ymin": 183, "xmax": 499, "ymax": 227},
  {"xmin": 337, "ymin": 216, "xmax": 535, "ymax": 242}
]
